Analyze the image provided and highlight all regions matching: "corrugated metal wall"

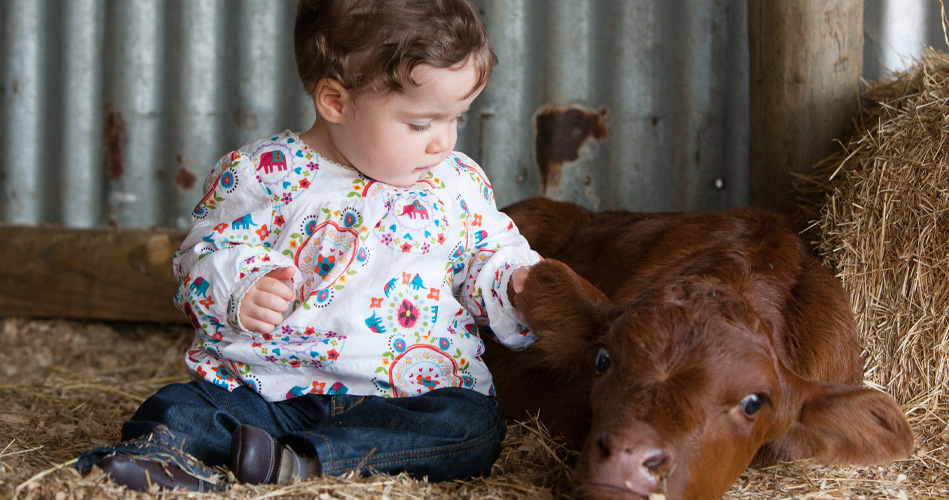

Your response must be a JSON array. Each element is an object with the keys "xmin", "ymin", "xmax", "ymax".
[
  {"xmin": 864, "ymin": 0, "xmax": 948, "ymax": 81},
  {"xmin": 1, "ymin": 0, "xmax": 313, "ymax": 229},
  {"xmin": 0, "ymin": 0, "xmax": 945, "ymax": 230}
]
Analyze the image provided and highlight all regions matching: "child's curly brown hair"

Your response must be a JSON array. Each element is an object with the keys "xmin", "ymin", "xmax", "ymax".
[{"xmin": 294, "ymin": 0, "xmax": 497, "ymax": 99}]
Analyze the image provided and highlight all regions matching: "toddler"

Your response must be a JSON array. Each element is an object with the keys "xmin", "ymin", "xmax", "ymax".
[{"xmin": 77, "ymin": 0, "xmax": 540, "ymax": 491}]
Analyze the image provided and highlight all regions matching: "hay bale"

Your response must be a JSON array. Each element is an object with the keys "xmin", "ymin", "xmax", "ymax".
[{"xmin": 797, "ymin": 47, "xmax": 949, "ymax": 437}]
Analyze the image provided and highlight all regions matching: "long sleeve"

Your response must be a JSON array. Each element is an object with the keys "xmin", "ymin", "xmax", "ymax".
[
  {"xmin": 451, "ymin": 154, "xmax": 542, "ymax": 350},
  {"xmin": 173, "ymin": 150, "xmax": 301, "ymax": 339}
]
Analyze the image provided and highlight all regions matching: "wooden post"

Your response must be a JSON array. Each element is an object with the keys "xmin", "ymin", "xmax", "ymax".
[
  {"xmin": 748, "ymin": 0, "xmax": 863, "ymax": 213},
  {"xmin": 0, "ymin": 226, "xmax": 189, "ymax": 324}
]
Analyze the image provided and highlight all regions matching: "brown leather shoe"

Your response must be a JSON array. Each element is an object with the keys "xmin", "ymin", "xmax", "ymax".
[
  {"xmin": 99, "ymin": 455, "xmax": 215, "ymax": 492},
  {"xmin": 230, "ymin": 424, "xmax": 312, "ymax": 484}
]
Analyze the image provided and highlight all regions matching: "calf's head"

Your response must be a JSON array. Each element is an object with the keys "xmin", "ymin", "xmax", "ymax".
[{"xmin": 517, "ymin": 259, "xmax": 914, "ymax": 500}]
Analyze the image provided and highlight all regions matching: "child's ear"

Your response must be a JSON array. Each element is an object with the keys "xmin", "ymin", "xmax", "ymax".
[{"xmin": 313, "ymin": 78, "xmax": 349, "ymax": 123}]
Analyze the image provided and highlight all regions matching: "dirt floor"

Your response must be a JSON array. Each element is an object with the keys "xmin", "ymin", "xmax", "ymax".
[{"xmin": 0, "ymin": 317, "xmax": 946, "ymax": 500}]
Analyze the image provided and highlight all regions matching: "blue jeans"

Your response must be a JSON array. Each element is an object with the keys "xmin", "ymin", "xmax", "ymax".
[{"xmin": 77, "ymin": 381, "xmax": 506, "ymax": 487}]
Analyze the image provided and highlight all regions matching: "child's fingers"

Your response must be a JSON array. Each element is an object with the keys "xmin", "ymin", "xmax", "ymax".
[
  {"xmin": 270, "ymin": 266, "xmax": 297, "ymax": 280},
  {"xmin": 511, "ymin": 266, "xmax": 530, "ymax": 294},
  {"xmin": 254, "ymin": 289, "xmax": 291, "ymax": 315},
  {"xmin": 241, "ymin": 296, "xmax": 285, "ymax": 333},
  {"xmin": 256, "ymin": 276, "xmax": 295, "ymax": 303},
  {"xmin": 243, "ymin": 315, "xmax": 278, "ymax": 334},
  {"xmin": 509, "ymin": 266, "xmax": 532, "ymax": 323}
]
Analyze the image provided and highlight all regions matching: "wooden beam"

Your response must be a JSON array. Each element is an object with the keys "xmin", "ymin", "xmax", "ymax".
[
  {"xmin": 0, "ymin": 226, "xmax": 190, "ymax": 324},
  {"xmin": 748, "ymin": 0, "xmax": 863, "ymax": 213}
]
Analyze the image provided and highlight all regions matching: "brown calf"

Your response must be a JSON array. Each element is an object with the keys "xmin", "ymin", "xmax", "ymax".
[{"xmin": 486, "ymin": 197, "xmax": 914, "ymax": 500}]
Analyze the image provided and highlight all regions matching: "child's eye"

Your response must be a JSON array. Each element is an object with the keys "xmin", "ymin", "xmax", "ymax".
[
  {"xmin": 410, "ymin": 123, "xmax": 431, "ymax": 132},
  {"xmin": 454, "ymin": 114, "xmax": 467, "ymax": 124}
]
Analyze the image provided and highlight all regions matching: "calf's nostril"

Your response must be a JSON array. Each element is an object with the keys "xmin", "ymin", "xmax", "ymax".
[
  {"xmin": 643, "ymin": 449, "xmax": 673, "ymax": 475},
  {"xmin": 596, "ymin": 431, "xmax": 613, "ymax": 457}
]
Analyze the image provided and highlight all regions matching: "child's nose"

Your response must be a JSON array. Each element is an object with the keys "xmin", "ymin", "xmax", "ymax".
[{"xmin": 426, "ymin": 126, "xmax": 453, "ymax": 154}]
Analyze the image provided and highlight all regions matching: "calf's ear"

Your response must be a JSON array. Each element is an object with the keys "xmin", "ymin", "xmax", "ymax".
[
  {"xmin": 515, "ymin": 259, "xmax": 615, "ymax": 374},
  {"xmin": 783, "ymin": 382, "xmax": 915, "ymax": 465}
]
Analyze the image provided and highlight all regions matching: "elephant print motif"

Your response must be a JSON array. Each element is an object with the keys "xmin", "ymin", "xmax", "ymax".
[
  {"xmin": 365, "ymin": 311, "xmax": 387, "ymax": 333},
  {"xmin": 250, "ymin": 137, "xmax": 319, "ymax": 209},
  {"xmin": 374, "ymin": 193, "xmax": 448, "ymax": 255},
  {"xmin": 398, "ymin": 200, "xmax": 430, "ymax": 220},
  {"xmin": 190, "ymin": 277, "xmax": 210, "ymax": 297},
  {"xmin": 384, "ymin": 277, "xmax": 398, "ymax": 297},
  {"xmin": 232, "ymin": 214, "xmax": 257, "ymax": 230},
  {"xmin": 287, "ymin": 381, "xmax": 348, "ymax": 398},
  {"xmin": 474, "ymin": 229, "xmax": 488, "ymax": 247},
  {"xmin": 257, "ymin": 151, "xmax": 288, "ymax": 174},
  {"xmin": 408, "ymin": 274, "xmax": 425, "ymax": 290}
]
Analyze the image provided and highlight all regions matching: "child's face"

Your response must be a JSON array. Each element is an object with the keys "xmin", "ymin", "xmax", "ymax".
[{"xmin": 330, "ymin": 59, "xmax": 484, "ymax": 187}]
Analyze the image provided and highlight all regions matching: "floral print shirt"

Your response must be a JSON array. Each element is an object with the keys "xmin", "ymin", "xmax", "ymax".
[{"xmin": 173, "ymin": 130, "xmax": 541, "ymax": 401}]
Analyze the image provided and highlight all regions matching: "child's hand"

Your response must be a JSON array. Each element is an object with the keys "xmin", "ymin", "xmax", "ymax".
[
  {"xmin": 508, "ymin": 266, "xmax": 532, "ymax": 321},
  {"xmin": 239, "ymin": 267, "xmax": 296, "ymax": 333}
]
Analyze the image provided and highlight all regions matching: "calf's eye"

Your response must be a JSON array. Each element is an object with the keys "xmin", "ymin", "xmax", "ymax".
[
  {"xmin": 738, "ymin": 393, "xmax": 764, "ymax": 417},
  {"xmin": 594, "ymin": 347, "xmax": 611, "ymax": 375}
]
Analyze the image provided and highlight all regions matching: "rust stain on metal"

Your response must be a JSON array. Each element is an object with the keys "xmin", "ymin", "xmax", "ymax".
[
  {"xmin": 534, "ymin": 105, "xmax": 609, "ymax": 192},
  {"xmin": 234, "ymin": 106, "xmax": 259, "ymax": 131},
  {"xmin": 103, "ymin": 105, "xmax": 126, "ymax": 181},
  {"xmin": 176, "ymin": 167, "xmax": 197, "ymax": 190},
  {"xmin": 173, "ymin": 154, "xmax": 197, "ymax": 189}
]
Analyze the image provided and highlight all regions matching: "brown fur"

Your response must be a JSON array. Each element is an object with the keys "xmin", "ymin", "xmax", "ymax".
[{"xmin": 485, "ymin": 197, "xmax": 914, "ymax": 500}]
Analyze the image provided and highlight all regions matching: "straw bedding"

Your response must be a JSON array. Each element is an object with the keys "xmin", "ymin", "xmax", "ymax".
[
  {"xmin": 3, "ymin": 50, "xmax": 949, "ymax": 500},
  {"xmin": 1, "ymin": 318, "xmax": 945, "ymax": 500},
  {"xmin": 0, "ymin": 318, "xmax": 575, "ymax": 500}
]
